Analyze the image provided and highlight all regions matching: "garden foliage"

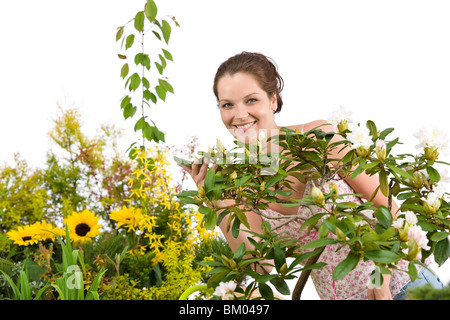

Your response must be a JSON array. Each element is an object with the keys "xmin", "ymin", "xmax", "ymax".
[{"xmin": 0, "ymin": 106, "xmax": 219, "ymax": 300}]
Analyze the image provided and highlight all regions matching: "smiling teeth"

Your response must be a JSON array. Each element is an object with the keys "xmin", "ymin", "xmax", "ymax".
[{"xmin": 236, "ymin": 122, "xmax": 255, "ymax": 130}]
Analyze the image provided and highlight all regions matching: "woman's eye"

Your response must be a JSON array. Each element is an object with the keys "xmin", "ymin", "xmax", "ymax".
[
  {"xmin": 221, "ymin": 103, "xmax": 232, "ymax": 108},
  {"xmin": 247, "ymin": 98, "xmax": 257, "ymax": 103}
]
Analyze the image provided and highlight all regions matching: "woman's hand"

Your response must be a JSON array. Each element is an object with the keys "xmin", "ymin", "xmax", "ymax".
[
  {"xmin": 367, "ymin": 274, "xmax": 393, "ymax": 300},
  {"xmin": 178, "ymin": 157, "xmax": 211, "ymax": 187}
]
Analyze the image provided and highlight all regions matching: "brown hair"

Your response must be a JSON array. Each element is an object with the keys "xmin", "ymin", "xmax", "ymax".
[{"xmin": 213, "ymin": 52, "xmax": 284, "ymax": 114}]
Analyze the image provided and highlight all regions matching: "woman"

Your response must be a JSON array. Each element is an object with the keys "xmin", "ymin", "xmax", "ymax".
[{"xmin": 180, "ymin": 52, "xmax": 443, "ymax": 300}]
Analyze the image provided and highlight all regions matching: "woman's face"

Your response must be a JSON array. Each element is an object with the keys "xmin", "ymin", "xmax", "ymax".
[{"xmin": 217, "ymin": 72, "xmax": 279, "ymax": 143}]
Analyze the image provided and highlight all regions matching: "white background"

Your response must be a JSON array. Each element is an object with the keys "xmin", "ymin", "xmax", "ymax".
[{"xmin": 0, "ymin": 0, "xmax": 449, "ymax": 299}]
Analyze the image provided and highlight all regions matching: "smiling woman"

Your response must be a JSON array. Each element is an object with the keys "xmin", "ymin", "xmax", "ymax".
[{"xmin": 213, "ymin": 52, "xmax": 284, "ymax": 144}]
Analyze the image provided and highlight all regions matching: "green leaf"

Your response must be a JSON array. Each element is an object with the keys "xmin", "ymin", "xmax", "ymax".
[
  {"xmin": 134, "ymin": 11, "xmax": 145, "ymax": 31},
  {"xmin": 332, "ymin": 252, "xmax": 360, "ymax": 281},
  {"xmin": 129, "ymin": 73, "xmax": 141, "ymax": 91},
  {"xmin": 379, "ymin": 170, "xmax": 389, "ymax": 197},
  {"xmin": 235, "ymin": 174, "xmax": 251, "ymax": 188},
  {"xmin": 426, "ymin": 166, "xmax": 441, "ymax": 183},
  {"xmin": 379, "ymin": 128, "xmax": 395, "ymax": 140},
  {"xmin": 374, "ymin": 205, "xmax": 393, "ymax": 229},
  {"xmin": 366, "ymin": 120, "xmax": 377, "ymax": 137},
  {"xmin": 134, "ymin": 53, "xmax": 143, "ymax": 65},
  {"xmin": 159, "ymin": 54, "xmax": 167, "ymax": 69},
  {"xmin": 231, "ymin": 216, "xmax": 241, "ymax": 238},
  {"xmin": 273, "ymin": 246, "xmax": 286, "ymax": 272},
  {"xmin": 143, "ymin": 89, "xmax": 152, "ymax": 102},
  {"xmin": 120, "ymin": 63, "xmax": 129, "ymax": 79},
  {"xmin": 258, "ymin": 283, "xmax": 274, "ymax": 300},
  {"xmin": 143, "ymin": 54, "xmax": 151, "ymax": 70},
  {"xmin": 125, "ymin": 34, "xmax": 135, "ymax": 50},
  {"xmin": 364, "ymin": 250, "xmax": 398, "ymax": 264},
  {"xmin": 204, "ymin": 168, "xmax": 215, "ymax": 193},
  {"xmin": 160, "ymin": 20, "xmax": 171, "ymax": 44},
  {"xmin": 233, "ymin": 207, "xmax": 249, "ymax": 229},
  {"xmin": 155, "ymin": 62, "xmax": 163, "ymax": 75},
  {"xmin": 120, "ymin": 95, "xmax": 131, "ymax": 109},
  {"xmin": 152, "ymin": 30, "xmax": 161, "ymax": 41},
  {"xmin": 158, "ymin": 79, "xmax": 174, "ymax": 93},
  {"xmin": 146, "ymin": 91, "xmax": 156, "ymax": 104},
  {"xmin": 301, "ymin": 262, "xmax": 327, "ymax": 271},
  {"xmin": 301, "ymin": 238, "xmax": 336, "ymax": 250},
  {"xmin": 289, "ymin": 250, "xmax": 322, "ymax": 268},
  {"xmin": 299, "ymin": 213, "xmax": 326, "ymax": 233},
  {"xmin": 134, "ymin": 117, "xmax": 146, "ymax": 132},
  {"xmin": 408, "ymin": 261, "xmax": 418, "ymax": 282},
  {"xmin": 142, "ymin": 121, "xmax": 153, "ymax": 141},
  {"xmin": 155, "ymin": 85, "xmax": 166, "ymax": 101},
  {"xmin": 387, "ymin": 163, "xmax": 413, "ymax": 180},
  {"xmin": 116, "ymin": 26, "xmax": 124, "ymax": 42},
  {"xmin": 233, "ymin": 243, "xmax": 246, "ymax": 261},
  {"xmin": 270, "ymin": 278, "xmax": 290, "ymax": 295},
  {"xmin": 123, "ymin": 104, "xmax": 137, "ymax": 119},
  {"xmin": 434, "ymin": 238, "xmax": 450, "ymax": 267},
  {"xmin": 430, "ymin": 231, "xmax": 450, "ymax": 242},
  {"xmin": 144, "ymin": 0, "xmax": 158, "ymax": 22},
  {"xmin": 162, "ymin": 49, "xmax": 173, "ymax": 61},
  {"xmin": 199, "ymin": 206, "xmax": 217, "ymax": 230},
  {"xmin": 142, "ymin": 77, "xmax": 150, "ymax": 89}
]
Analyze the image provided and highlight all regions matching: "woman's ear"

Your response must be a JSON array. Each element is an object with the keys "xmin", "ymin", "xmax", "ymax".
[{"xmin": 270, "ymin": 93, "xmax": 278, "ymax": 112}]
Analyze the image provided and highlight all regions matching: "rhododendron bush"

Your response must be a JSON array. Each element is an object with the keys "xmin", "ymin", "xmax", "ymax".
[{"xmin": 176, "ymin": 106, "xmax": 450, "ymax": 300}]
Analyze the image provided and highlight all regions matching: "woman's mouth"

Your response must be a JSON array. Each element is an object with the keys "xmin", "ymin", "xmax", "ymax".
[{"xmin": 234, "ymin": 121, "xmax": 256, "ymax": 132}]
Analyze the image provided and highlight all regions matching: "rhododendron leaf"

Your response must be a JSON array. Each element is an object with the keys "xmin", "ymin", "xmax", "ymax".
[
  {"xmin": 374, "ymin": 205, "xmax": 392, "ymax": 229},
  {"xmin": 364, "ymin": 250, "xmax": 398, "ymax": 264},
  {"xmin": 332, "ymin": 252, "xmax": 359, "ymax": 281}
]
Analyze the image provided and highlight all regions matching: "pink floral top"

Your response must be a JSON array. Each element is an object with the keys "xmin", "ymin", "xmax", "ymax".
[{"xmin": 261, "ymin": 177, "xmax": 427, "ymax": 300}]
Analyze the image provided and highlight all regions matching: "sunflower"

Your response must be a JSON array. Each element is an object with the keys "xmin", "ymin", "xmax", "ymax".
[
  {"xmin": 65, "ymin": 209, "xmax": 101, "ymax": 244},
  {"xmin": 6, "ymin": 224, "xmax": 41, "ymax": 246},
  {"xmin": 32, "ymin": 220, "xmax": 64, "ymax": 241},
  {"xmin": 109, "ymin": 205, "xmax": 143, "ymax": 232}
]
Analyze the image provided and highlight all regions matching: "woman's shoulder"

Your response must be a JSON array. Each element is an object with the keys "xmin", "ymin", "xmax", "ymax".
[{"xmin": 285, "ymin": 120, "xmax": 333, "ymax": 133}]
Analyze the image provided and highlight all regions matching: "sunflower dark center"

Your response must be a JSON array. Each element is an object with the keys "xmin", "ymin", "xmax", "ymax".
[
  {"xmin": 22, "ymin": 236, "xmax": 32, "ymax": 241},
  {"xmin": 75, "ymin": 223, "xmax": 91, "ymax": 236}
]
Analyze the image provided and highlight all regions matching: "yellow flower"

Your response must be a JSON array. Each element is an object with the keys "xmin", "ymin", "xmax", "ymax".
[
  {"xmin": 109, "ymin": 206, "xmax": 143, "ymax": 232},
  {"xmin": 65, "ymin": 209, "xmax": 101, "ymax": 244},
  {"xmin": 6, "ymin": 225, "xmax": 41, "ymax": 246},
  {"xmin": 32, "ymin": 220, "xmax": 64, "ymax": 241}
]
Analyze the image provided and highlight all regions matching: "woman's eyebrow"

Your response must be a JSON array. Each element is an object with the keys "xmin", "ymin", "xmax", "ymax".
[
  {"xmin": 244, "ymin": 92, "xmax": 261, "ymax": 98},
  {"xmin": 219, "ymin": 92, "xmax": 261, "ymax": 103}
]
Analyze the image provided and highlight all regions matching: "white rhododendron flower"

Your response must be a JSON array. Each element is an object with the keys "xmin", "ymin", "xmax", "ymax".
[
  {"xmin": 328, "ymin": 105, "xmax": 353, "ymax": 127},
  {"xmin": 214, "ymin": 281, "xmax": 236, "ymax": 300},
  {"xmin": 392, "ymin": 218, "xmax": 405, "ymax": 230},
  {"xmin": 346, "ymin": 125, "xmax": 372, "ymax": 149},
  {"xmin": 413, "ymin": 127, "xmax": 448, "ymax": 151},
  {"xmin": 405, "ymin": 211, "xmax": 418, "ymax": 226},
  {"xmin": 408, "ymin": 225, "xmax": 431, "ymax": 250},
  {"xmin": 413, "ymin": 127, "xmax": 448, "ymax": 161},
  {"xmin": 422, "ymin": 191, "xmax": 442, "ymax": 214}
]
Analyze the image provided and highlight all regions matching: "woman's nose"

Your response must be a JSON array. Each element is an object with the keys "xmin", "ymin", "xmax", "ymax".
[{"xmin": 234, "ymin": 104, "xmax": 248, "ymax": 118}]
